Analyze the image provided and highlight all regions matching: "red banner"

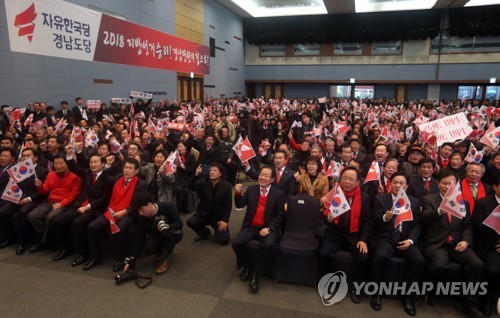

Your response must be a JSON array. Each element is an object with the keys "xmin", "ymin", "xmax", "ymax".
[{"xmin": 94, "ymin": 15, "xmax": 210, "ymax": 74}]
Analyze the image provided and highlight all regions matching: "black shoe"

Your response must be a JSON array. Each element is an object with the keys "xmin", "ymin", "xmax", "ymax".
[
  {"xmin": 71, "ymin": 254, "xmax": 87, "ymax": 267},
  {"xmin": 112, "ymin": 260, "xmax": 125, "ymax": 272},
  {"xmin": 53, "ymin": 249, "xmax": 72, "ymax": 261},
  {"xmin": 249, "ymin": 273, "xmax": 259, "ymax": 293},
  {"xmin": 194, "ymin": 228, "xmax": 210, "ymax": 242},
  {"xmin": 29, "ymin": 243, "xmax": 45, "ymax": 253},
  {"xmin": 239, "ymin": 265, "xmax": 250, "ymax": 282},
  {"xmin": 16, "ymin": 245, "xmax": 26, "ymax": 255},
  {"xmin": 402, "ymin": 297, "xmax": 416, "ymax": 316},
  {"xmin": 350, "ymin": 287, "xmax": 361, "ymax": 304},
  {"xmin": 0, "ymin": 240, "xmax": 12, "ymax": 249},
  {"xmin": 462, "ymin": 303, "xmax": 484, "ymax": 318},
  {"xmin": 82, "ymin": 258, "xmax": 102, "ymax": 271},
  {"xmin": 370, "ymin": 295, "xmax": 382, "ymax": 311}
]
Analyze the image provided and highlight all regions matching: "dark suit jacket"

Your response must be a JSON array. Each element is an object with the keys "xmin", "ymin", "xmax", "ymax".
[
  {"xmin": 17, "ymin": 165, "xmax": 49, "ymax": 203},
  {"xmin": 189, "ymin": 178, "xmax": 233, "ymax": 223},
  {"xmin": 362, "ymin": 178, "xmax": 389, "ymax": 206},
  {"xmin": 55, "ymin": 109, "xmax": 74, "ymax": 121},
  {"xmin": 372, "ymin": 193, "xmax": 422, "ymax": 247},
  {"xmin": 175, "ymin": 152, "xmax": 197, "ymax": 187},
  {"xmin": 472, "ymin": 194, "xmax": 500, "ymax": 257},
  {"xmin": 421, "ymin": 193, "xmax": 473, "ymax": 257},
  {"xmin": 107, "ymin": 175, "xmax": 147, "ymax": 220},
  {"xmin": 352, "ymin": 151, "xmax": 367, "ymax": 165},
  {"xmin": 246, "ymin": 165, "xmax": 296, "ymax": 198},
  {"xmin": 460, "ymin": 179, "xmax": 493, "ymax": 204},
  {"xmin": 72, "ymin": 106, "xmax": 86, "ymax": 123},
  {"xmin": 67, "ymin": 160, "xmax": 112, "ymax": 213},
  {"xmin": 235, "ymin": 185, "xmax": 285, "ymax": 233},
  {"xmin": 0, "ymin": 164, "xmax": 14, "ymax": 194},
  {"xmin": 322, "ymin": 191, "xmax": 371, "ymax": 244},
  {"xmin": 407, "ymin": 177, "xmax": 439, "ymax": 202}
]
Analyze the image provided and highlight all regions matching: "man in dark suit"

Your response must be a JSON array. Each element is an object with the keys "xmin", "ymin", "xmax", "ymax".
[
  {"xmin": 472, "ymin": 176, "xmax": 500, "ymax": 317},
  {"xmin": 187, "ymin": 162, "xmax": 233, "ymax": 245},
  {"xmin": 407, "ymin": 158, "xmax": 439, "ymax": 201},
  {"xmin": 232, "ymin": 166, "xmax": 285, "ymax": 293},
  {"xmin": 320, "ymin": 166, "xmax": 370, "ymax": 304},
  {"xmin": 243, "ymin": 150, "xmax": 296, "ymax": 198},
  {"xmin": 72, "ymin": 97, "xmax": 87, "ymax": 123},
  {"xmin": 55, "ymin": 100, "xmax": 74, "ymax": 123},
  {"xmin": 421, "ymin": 170, "xmax": 485, "ymax": 317},
  {"xmin": 369, "ymin": 172, "xmax": 424, "ymax": 315},
  {"xmin": 49, "ymin": 146, "xmax": 112, "ymax": 265},
  {"xmin": 350, "ymin": 138, "xmax": 367, "ymax": 165},
  {"xmin": 0, "ymin": 148, "xmax": 48, "ymax": 253},
  {"xmin": 436, "ymin": 142, "xmax": 454, "ymax": 170},
  {"xmin": 82, "ymin": 158, "xmax": 147, "ymax": 272},
  {"xmin": 362, "ymin": 158, "xmax": 399, "ymax": 206},
  {"xmin": 461, "ymin": 162, "xmax": 493, "ymax": 215}
]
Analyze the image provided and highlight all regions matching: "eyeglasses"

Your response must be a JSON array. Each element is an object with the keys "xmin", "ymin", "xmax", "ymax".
[{"xmin": 341, "ymin": 177, "xmax": 357, "ymax": 183}]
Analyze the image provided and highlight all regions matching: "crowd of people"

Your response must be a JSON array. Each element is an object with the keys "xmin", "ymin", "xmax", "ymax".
[{"xmin": 0, "ymin": 96, "xmax": 498, "ymax": 318}]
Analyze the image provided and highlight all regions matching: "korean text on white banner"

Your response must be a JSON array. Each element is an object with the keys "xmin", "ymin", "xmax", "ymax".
[{"xmin": 418, "ymin": 113, "xmax": 473, "ymax": 146}]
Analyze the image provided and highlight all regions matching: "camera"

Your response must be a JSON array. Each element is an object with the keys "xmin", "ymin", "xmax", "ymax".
[
  {"xmin": 154, "ymin": 215, "xmax": 170, "ymax": 233},
  {"xmin": 114, "ymin": 257, "xmax": 138, "ymax": 285}
]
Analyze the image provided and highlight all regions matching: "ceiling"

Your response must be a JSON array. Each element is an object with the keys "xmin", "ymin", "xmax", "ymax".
[{"xmin": 216, "ymin": 0, "xmax": 500, "ymax": 18}]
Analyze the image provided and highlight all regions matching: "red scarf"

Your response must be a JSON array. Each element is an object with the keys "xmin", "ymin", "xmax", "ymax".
[
  {"xmin": 109, "ymin": 175, "xmax": 139, "ymax": 212},
  {"xmin": 342, "ymin": 185, "xmax": 362, "ymax": 233},
  {"xmin": 461, "ymin": 179, "xmax": 485, "ymax": 215}
]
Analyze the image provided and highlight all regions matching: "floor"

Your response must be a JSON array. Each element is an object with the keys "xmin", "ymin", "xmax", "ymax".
[{"xmin": 0, "ymin": 180, "xmax": 497, "ymax": 318}]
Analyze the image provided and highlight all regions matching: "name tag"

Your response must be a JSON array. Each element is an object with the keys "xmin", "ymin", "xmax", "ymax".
[{"xmin": 298, "ymin": 200, "xmax": 305, "ymax": 204}]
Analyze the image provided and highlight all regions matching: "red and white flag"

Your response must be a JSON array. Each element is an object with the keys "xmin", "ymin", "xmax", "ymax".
[
  {"xmin": 23, "ymin": 114, "xmax": 33, "ymax": 127},
  {"xmin": 32, "ymin": 117, "xmax": 47, "ymax": 130},
  {"xmin": 7, "ymin": 158, "xmax": 35, "ymax": 183},
  {"xmin": 464, "ymin": 142, "xmax": 483, "ymax": 163},
  {"xmin": 54, "ymin": 118, "xmax": 67, "ymax": 132},
  {"xmin": 104, "ymin": 208, "xmax": 120, "ymax": 234},
  {"xmin": 1, "ymin": 178, "xmax": 23, "ymax": 204},
  {"xmin": 147, "ymin": 118, "xmax": 157, "ymax": 134},
  {"xmin": 391, "ymin": 187, "xmax": 413, "ymax": 228},
  {"xmin": 479, "ymin": 124, "xmax": 500, "ymax": 148},
  {"xmin": 364, "ymin": 161, "xmax": 381, "ymax": 184},
  {"xmin": 325, "ymin": 161, "xmax": 342, "ymax": 181},
  {"xmin": 328, "ymin": 186, "xmax": 351, "ymax": 218},
  {"xmin": 110, "ymin": 138, "xmax": 123, "ymax": 153},
  {"xmin": 483, "ymin": 206, "xmax": 500, "ymax": 235},
  {"xmin": 71, "ymin": 126, "xmax": 84, "ymax": 142},
  {"xmin": 439, "ymin": 180, "xmax": 466, "ymax": 219},
  {"xmin": 85, "ymin": 129, "xmax": 100, "ymax": 148},
  {"xmin": 235, "ymin": 137, "xmax": 256, "ymax": 162},
  {"xmin": 163, "ymin": 150, "xmax": 179, "ymax": 175},
  {"xmin": 232, "ymin": 136, "xmax": 243, "ymax": 157}
]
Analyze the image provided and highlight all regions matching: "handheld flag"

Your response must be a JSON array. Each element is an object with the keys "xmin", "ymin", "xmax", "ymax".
[
  {"xmin": 438, "ymin": 180, "xmax": 466, "ymax": 219},
  {"xmin": 7, "ymin": 158, "xmax": 35, "ymax": 183},
  {"xmin": 1, "ymin": 179, "xmax": 23, "ymax": 204}
]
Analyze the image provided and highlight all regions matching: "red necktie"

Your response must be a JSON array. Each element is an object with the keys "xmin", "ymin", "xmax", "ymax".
[
  {"xmin": 424, "ymin": 179, "xmax": 431, "ymax": 193},
  {"xmin": 276, "ymin": 169, "xmax": 281, "ymax": 184},
  {"xmin": 385, "ymin": 179, "xmax": 391, "ymax": 193},
  {"xmin": 447, "ymin": 212, "xmax": 453, "ymax": 243},
  {"xmin": 92, "ymin": 172, "xmax": 97, "ymax": 185}
]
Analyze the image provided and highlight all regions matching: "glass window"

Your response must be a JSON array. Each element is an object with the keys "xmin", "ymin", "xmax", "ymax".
[
  {"xmin": 354, "ymin": 85, "xmax": 375, "ymax": 99},
  {"xmin": 486, "ymin": 86, "xmax": 500, "ymax": 101},
  {"xmin": 334, "ymin": 42, "xmax": 362, "ymax": 55},
  {"xmin": 431, "ymin": 33, "xmax": 500, "ymax": 53},
  {"xmin": 458, "ymin": 86, "xmax": 475, "ymax": 100},
  {"xmin": 293, "ymin": 43, "xmax": 320, "ymax": 56},
  {"xmin": 372, "ymin": 41, "xmax": 402, "ymax": 55},
  {"xmin": 260, "ymin": 44, "xmax": 286, "ymax": 57},
  {"xmin": 336, "ymin": 85, "xmax": 352, "ymax": 98}
]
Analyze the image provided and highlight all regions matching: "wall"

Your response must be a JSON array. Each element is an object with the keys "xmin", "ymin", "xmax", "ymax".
[
  {"xmin": 0, "ymin": 0, "xmax": 245, "ymax": 107},
  {"xmin": 203, "ymin": 0, "xmax": 245, "ymax": 98},
  {"xmin": 406, "ymin": 84, "xmax": 428, "ymax": 101},
  {"xmin": 374, "ymin": 84, "xmax": 396, "ymax": 99}
]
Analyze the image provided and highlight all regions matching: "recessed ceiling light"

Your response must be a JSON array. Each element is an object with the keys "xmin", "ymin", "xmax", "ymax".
[
  {"xmin": 465, "ymin": 0, "xmax": 500, "ymax": 7},
  {"xmin": 355, "ymin": 0, "xmax": 438, "ymax": 13},
  {"xmin": 231, "ymin": 0, "xmax": 327, "ymax": 17}
]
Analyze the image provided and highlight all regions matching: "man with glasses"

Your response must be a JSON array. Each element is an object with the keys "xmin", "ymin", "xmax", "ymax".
[
  {"xmin": 232, "ymin": 166, "xmax": 285, "ymax": 293},
  {"xmin": 320, "ymin": 166, "xmax": 371, "ymax": 304}
]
